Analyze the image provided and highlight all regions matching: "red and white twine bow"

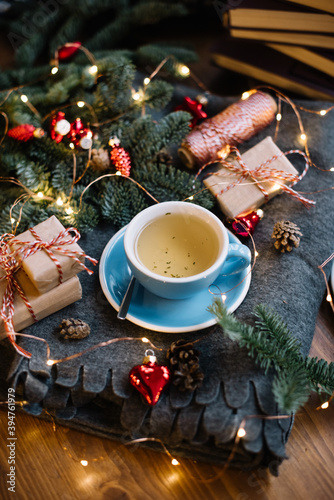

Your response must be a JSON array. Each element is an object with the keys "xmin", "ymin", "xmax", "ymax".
[
  {"xmin": 0, "ymin": 227, "xmax": 97, "ymax": 358},
  {"xmin": 10, "ymin": 227, "xmax": 97, "ymax": 284},
  {"xmin": 197, "ymin": 147, "xmax": 315, "ymax": 208}
]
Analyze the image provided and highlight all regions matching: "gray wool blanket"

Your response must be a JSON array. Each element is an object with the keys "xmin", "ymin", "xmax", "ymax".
[{"xmin": 1, "ymin": 87, "xmax": 333, "ymax": 475}]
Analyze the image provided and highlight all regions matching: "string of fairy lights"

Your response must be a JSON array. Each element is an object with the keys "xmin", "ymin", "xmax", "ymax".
[{"xmin": 0, "ymin": 43, "xmax": 333, "ymax": 472}]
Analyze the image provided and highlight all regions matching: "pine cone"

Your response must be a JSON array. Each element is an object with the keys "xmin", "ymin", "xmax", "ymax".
[
  {"xmin": 167, "ymin": 339, "xmax": 204, "ymax": 391},
  {"xmin": 90, "ymin": 148, "xmax": 110, "ymax": 172},
  {"xmin": 272, "ymin": 220, "xmax": 302, "ymax": 253},
  {"xmin": 156, "ymin": 150, "xmax": 173, "ymax": 167},
  {"xmin": 59, "ymin": 318, "xmax": 90, "ymax": 339}
]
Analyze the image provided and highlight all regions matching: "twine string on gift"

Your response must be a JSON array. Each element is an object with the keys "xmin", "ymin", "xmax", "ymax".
[
  {"xmin": 195, "ymin": 146, "xmax": 315, "ymax": 209},
  {"xmin": 0, "ymin": 237, "xmax": 36, "ymax": 358},
  {"xmin": 9, "ymin": 226, "xmax": 98, "ymax": 286}
]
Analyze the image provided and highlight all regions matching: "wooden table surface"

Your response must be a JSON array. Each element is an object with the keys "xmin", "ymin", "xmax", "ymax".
[{"xmin": 0, "ymin": 297, "xmax": 333, "ymax": 500}]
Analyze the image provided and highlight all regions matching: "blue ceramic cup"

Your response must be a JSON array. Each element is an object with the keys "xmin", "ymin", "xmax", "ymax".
[{"xmin": 124, "ymin": 201, "xmax": 251, "ymax": 300}]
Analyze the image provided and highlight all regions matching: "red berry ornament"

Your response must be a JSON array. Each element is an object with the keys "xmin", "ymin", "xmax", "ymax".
[
  {"xmin": 110, "ymin": 142, "xmax": 131, "ymax": 177},
  {"xmin": 7, "ymin": 124, "xmax": 44, "ymax": 141}
]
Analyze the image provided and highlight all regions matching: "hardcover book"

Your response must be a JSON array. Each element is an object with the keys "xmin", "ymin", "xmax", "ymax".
[
  {"xmin": 267, "ymin": 43, "xmax": 334, "ymax": 78},
  {"xmin": 282, "ymin": 0, "xmax": 334, "ymax": 14},
  {"xmin": 211, "ymin": 37, "xmax": 334, "ymax": 101},
  {"xmin": 224, "ymin": 0, "xmax": 334, "ymax": 32}
]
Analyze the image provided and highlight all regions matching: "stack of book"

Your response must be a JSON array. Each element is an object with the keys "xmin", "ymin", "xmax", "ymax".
[{"xmin": 212, "ymin": 0, "xmax": 334, "ymax": 100}]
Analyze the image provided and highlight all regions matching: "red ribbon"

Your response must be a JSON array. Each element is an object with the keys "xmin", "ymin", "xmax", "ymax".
[{"xmin": 0, "ymin": 227, "xmax": 97, "ymax": 358}]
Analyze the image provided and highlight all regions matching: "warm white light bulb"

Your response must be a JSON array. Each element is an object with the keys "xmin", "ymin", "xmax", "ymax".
[
  {"xmin": 241, "ymin": 92, "xmax": 250, "ymax": 100},
  {"xmin": 326, "ymin": 294, "xmax": 332, "ymax": 302},
  {"xmin": 115, "ymin": 171, "xmax": 122, "ymax": 176},
  {"xmin": 171, "ymin": 459, "xmax": 180, "ymax": 466},
  {"xmin": 321, "ymin": 401, "xmax": 329, "ymax": 409},
  {"xmin": 188, "ymin": 196, "xmax": 194, "ymax": 200},
  {"xmin": 142, "ymin": 337, "xmax": 149, "ymax": 343},
  {"xmin": 300, "ymin": 133, "xmax": 307, "ymax": 141},
  {"xmin": 320, "ymin": 110, "xmax": 327, "ymax": 116},
  {"xmin": 237, "ymin": 428, "xmax": 246, "ymax": 438},
  {"xmin": 80, "ymin": 460, "xmax": 88, "ymax": 466},
  {"xmin": 20, "ymin": 94, "xmax": 28, "ymax": 103},
  {"xmin": 37, "ymin": 192, "xmax": 44, "ymax": 198},
  {"xmin": 255, "ymin": 251, "xmax": 259, "ymax": 257},
  {"xmin": 69, "ymin": 143, "xmax": 75, "ymax": 149},
  {"xmin": 143, "ymin": 77, "xmax": 150, "ymax": 85},
  {"xmin": 56, "ymin": 198, "xmax": 64, "ymax": 206},
  {"xmin": 276, "ymin": 113, "xmax": 282, "ymax": 121},
  {"xmin": 179, "ymin": 65, "xmax": 190, "ymax": 76},
  {"xmin": 65, "ymin": 207, "xmax": 74, "ymax": 215},
  {"xmin": 10, "ymin": 218, "xmax": 15, "ymax": 224},
  {"xmin": 132, "ymin": 92, "xmax": 140, "ymax": 101},
  {"xmin": 46, "ymin": 360, "xmax": 55, "ymax": 366},
  {"xmin": 88, "ymin": 65, "xmax": 98, "ymax": 75},
  {"xmin": 330, "ymin": 167, "xmax": 334, "ymax": 172},
  {"xmin": 77, "ymin": 101, "xmax": 85, "ymax": 108}
]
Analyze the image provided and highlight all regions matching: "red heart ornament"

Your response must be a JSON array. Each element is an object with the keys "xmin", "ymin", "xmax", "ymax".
[{"xmin": 129, "ymin": 361, "xmax": 170, "ymax": 406}]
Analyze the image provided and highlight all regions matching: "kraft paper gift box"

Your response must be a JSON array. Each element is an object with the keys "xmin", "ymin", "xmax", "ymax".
[
  {"xmin": 0, "ymin": 269, "xmax": 82, "ymax": 335},
  {"xmin": 203, "ymin": 136, "xmax": 299, "ymax": 218},
  {"xmin": 9, "ymin": 215, "xmax": 86, "ymax": 294}
]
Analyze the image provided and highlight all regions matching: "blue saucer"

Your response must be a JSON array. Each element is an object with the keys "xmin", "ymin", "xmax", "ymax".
[{"xmin": 99, "ymin": 226, "xmax": 251, "ymax": 333}]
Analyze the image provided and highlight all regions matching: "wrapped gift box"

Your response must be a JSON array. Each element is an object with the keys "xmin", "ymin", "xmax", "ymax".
[
  {"xmin": 203, "ymin": 136, "xmax": 299, "ymax": 218},
  {"xmin": 0, "ymin": 270, "xmax": 82, "ymax": 335},
  {"xmin": 10, "ymin": 215, "xmax": 86, "ymax": 294}
]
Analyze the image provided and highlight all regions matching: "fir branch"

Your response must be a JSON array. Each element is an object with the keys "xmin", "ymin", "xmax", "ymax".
[
  {"xmin": 156, "ymin": 111, "xmax": 192, "ymax": 148},
  {"xmin": 136, "ymin": 43, "xmax": 198, "ymax": 75},
  {"xmin": 144, "ymin": 80, "xmax": 174, "ymax": 110},
  {"xmin": 49, "ymin": 16, "xmax": 86, "ymax": 56},
  {"xmin": 69, "ymin": 0, "xmax": 126, "ymax": 18},
  {"xmin": 73, "ymin": 203, "xmax": 100, "ymax": 233},
  {"xmin": 209, "ymin": 299, "xmax": 334, "ymax": 413},
  {"xmin": 254, "ymin": 304, "xmax": 303, "ymax": 363},
  {"xmin": 272, "ymin": 369, "xmax": 310, "ymax": 413},
  {"xmin": 100, "ymin": 178, "xmax": 148, "ymax": 228},
  {"xmin": 131, "ymin": 2, "xmax": 188, "ymax": 25},
  {"xmin": 15, "ymin": 9, "xmax": 65, "ymax": 66},
  {"xmin": 304, "ymin": 357, "xmax": 334, "ymax": 395},
  {"xmin": 0, "ymin": 44, "xmax": 214, "ymax": 234},
  {"xmin": 94, "ymin": 58, "xmax": 135, "ymax": 119}
]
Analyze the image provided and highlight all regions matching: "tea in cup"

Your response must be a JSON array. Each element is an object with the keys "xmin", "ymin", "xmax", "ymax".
[{"xmin": 124, "ymin": 201, "xmax": 251, "ymax": 300}]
